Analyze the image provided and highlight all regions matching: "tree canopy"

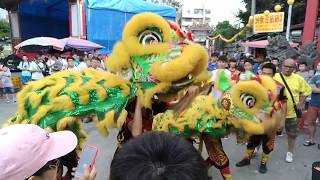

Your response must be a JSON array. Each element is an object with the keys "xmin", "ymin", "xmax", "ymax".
[
  {"xmin": 211, "ymin": 21, "xmax": 241, "ymax": 50},
  {"xmin": 0, "ymin": 20, "xmax": 10, "ymax": 40}
]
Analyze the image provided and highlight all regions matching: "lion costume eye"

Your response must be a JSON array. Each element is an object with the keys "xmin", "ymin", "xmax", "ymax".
[
  {"xmin": 139, "ymin": 30, "xmax": 163, "ymax": 45},
  {"xmin": 240, "ymin": 93, "xmax": 256, "ymax": 108}
]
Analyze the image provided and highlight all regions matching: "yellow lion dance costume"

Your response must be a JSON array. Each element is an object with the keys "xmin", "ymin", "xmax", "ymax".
[{"xmin": 6, "ymin": 13, "xmax": 281, "ymax": 180}]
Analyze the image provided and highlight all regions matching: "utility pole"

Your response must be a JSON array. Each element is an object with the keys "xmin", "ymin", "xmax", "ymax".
[
  {"xmin": 251, "ymin": 0, "xmax": 256, "ymax": 16},
  {"xmin": 286, "ymin": 0, "xmax": 295, "ymax": 41},
  {"xmin": 77, "ymin": 0, "xmax": 82, "ymax": 39},
  {"xmin": 202, "ymin": 0, "xmax": 205, "ymax": 24},
  {"xmin": 251, "ymin": 0, "xmax": 256, "ymax": 34}
]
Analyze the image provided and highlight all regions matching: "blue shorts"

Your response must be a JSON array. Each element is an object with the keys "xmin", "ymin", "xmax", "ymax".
[
  {"xmin": 22, "ymin": 76, "xmax": 31, "ymax": 84},
  {"xmin": 3, "ymin": 87, "xmax": 14, "ymax": 94}
]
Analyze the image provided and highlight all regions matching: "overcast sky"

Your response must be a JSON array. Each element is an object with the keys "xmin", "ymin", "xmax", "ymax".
[
  {"xmin": 0, "ymin": 8, "xmax": 8, "ymax": 19},
  {"xmin": 180, "ymin": 0, "xmax": 246, "ymax": 26}
]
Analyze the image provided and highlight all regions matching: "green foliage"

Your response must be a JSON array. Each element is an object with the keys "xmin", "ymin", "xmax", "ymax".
[
  {"xmin": 211, "ymin": 21, "xmax": 240, "ymax": 50},
  {"xmin": 0, "ymin": 20, "xmax": 10, "ymax": 40},
  {"xmin": 237, "ymin": 0, "xmax": 310, "ymax": 25}
]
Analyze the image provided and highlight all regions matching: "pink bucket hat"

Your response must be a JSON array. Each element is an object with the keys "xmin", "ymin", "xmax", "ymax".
[{"xmin": 0, "ymin": 124, "xmax": 78, "ymax": 180}]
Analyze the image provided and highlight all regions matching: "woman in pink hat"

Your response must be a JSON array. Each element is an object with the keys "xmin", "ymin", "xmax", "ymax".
[{"xmin": 0, "ymin": 124, "xmax": 95, "ymax": 180}]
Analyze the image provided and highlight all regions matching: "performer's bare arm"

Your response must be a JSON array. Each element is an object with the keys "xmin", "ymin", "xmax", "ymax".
[
  {"xmin": 310, "ymin": 84, "xmax": 320, "ymax": 93},
  {"xmin": 131, "ymin": 99, "xmax": 143, "ymax": 137},
  {"xmin": 170, "ymin": 86, "xmax": 199, "ymax": 117},
  {"xmin": 297, "ymin": 95, "xmax": 307, "ymax": 110}
]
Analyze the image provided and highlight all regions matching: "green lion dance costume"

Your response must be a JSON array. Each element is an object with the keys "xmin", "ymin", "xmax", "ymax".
[{"xmin": 6, "ymin": 13, "xmax": 281, "ymax": 180}]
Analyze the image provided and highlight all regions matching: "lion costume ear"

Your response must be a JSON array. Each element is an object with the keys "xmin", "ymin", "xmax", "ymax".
[
  {"xmin": 215, "ymin": 70, "xmax": 232, "ymax": 92},
  {"xmin": 106, "ymin": 42, "xmax": 131, "ymax": 72}
]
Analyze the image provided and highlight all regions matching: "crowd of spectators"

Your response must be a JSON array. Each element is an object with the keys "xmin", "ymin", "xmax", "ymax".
[{"xmin": 0, "ymin": 51, "xmax": 106, "ymax": 103}]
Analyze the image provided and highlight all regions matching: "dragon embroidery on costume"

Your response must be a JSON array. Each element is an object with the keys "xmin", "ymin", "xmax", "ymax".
[{"xmin": 5, "ymin": 13, "xmax": 281, "ymax": 154}]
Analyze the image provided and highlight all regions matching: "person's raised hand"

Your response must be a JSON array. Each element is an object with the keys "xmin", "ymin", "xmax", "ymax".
[
  {"xmin": 187, "ymin": 85, "xmax": 199, "ymax": 98},
  {"xmin": 297, "ymin": 102, "xmax": 304, "ymax": 110},
  {"xmin": 71, "ymin": 164, "xmax": 96, "ymax": 180},
  {"xmin": 83, "ymin": 164, "xmax": 97, "ymax": 180}
]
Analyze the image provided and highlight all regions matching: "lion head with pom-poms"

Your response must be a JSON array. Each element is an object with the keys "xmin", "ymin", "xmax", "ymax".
[
  {"xmin": 153, "ymin": 70, "xmax": 283, "ymax": 138},
  {"xmin": 5, "ymin": 13, "xmax": 210, "ymax": 151},
  {"xmin": 106, "ymin": 13, "xmax": 210, "ymax": 108}
]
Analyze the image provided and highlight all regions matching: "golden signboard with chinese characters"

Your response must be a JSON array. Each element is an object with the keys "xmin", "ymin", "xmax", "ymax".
[{"xmin": 254, "ymin": 12, "xmax": 284, "ymax": 33}]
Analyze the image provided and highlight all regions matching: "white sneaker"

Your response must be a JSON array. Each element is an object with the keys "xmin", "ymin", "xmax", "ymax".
[{"xmin": 285, "ymin": 152, "xmax": 293, "ymax": 163}]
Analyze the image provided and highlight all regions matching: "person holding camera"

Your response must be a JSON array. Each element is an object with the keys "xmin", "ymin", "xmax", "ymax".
[
  {"xmin": 29, "ymin": 56, "xmax": 45, "ymax": 81},
  {"xmin": 47, "ymin": 55, "xmax": 63, "ymax": 75}
]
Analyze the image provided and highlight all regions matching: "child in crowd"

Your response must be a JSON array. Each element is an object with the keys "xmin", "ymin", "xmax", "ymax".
[
  {"xmin": 297, "ymin": 61, "xmax": 311, "ymax": 81},
  {"xmin": 228, "ymin": 58, "xmax": 240, "ymax": 84},
  {"xmin": 0, "ymin": 65, "xmax": 15, "ymax": 103},
  {"xmin": 67, "ymin": 57, "xmax": 78, "ymax": 71}
]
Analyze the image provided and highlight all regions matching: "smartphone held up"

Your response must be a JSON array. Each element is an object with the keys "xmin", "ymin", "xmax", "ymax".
[{"xmin": 74, "ymin": 144, "xmax": 98, "ymax": 179}]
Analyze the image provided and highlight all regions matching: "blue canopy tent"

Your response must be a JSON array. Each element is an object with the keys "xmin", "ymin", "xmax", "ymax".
[
  {"xmin": 85, "ymin": 0, "xmax": 176, "ymax": 54},
  {"xmin": 18, "ymin": 0, "xmax": 69, "ymax": 40}
]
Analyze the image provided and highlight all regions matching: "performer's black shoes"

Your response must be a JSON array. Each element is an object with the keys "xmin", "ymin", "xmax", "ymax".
[
  {"xmin": 259, "ymin": 163, "xmax": 268, "ymax": 173},
  {"xmin": 236, "ymin": 159, "xmax": 250, "ymax": 167}
]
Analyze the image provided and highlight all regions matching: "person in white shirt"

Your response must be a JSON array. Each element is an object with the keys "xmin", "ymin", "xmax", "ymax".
[
  {"xmin": 58, "ymin": 56, "xmax": 68, "ymax": 70},
  {"xmin": 209, "ymin": 55, "xmax": 231, "ymax": 102},
  {"xmin": 29, "ymin": 57, "xmax": 45, "ymax": 81},
  {"xmin": 66, "ymin": 57, "xmax": 78, "ymax": 71},
  {"xmin": 17, "ymin": 55, "xmax": 32, "ymax": 84},
  {"xmin": 47, "ymin": 55, "xmax": 64, "ymax": 74},
  {"xmin": 240, "ymin": 58, "xmax": 255, "ymax": 80},
  {"xmin": 206, "ymin": 55, "xmax": 232, "ymax": 179},
  {"xmin": 46, "ymin": 55, "xmax": 56, "ymax": 75},
  {"xmin": 77, "ymin": 56, "xmax": 89, "ymax": 71},
  {"xmin": 91, "ymin": 58, "xmax": 105, "ymax": 71},
  {"xmin": 93, "ymin": 50, "xmax": 106, "ymax": 70},
  {"xmin": 210, "ymin": 55, "xmax": 231, "ymax": 82}
]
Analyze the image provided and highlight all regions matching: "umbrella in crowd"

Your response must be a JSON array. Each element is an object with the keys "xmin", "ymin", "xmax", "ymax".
[
  {"xmin": 14, "ymin": 37, "xmax": 65, "ymax": 51},
  {"xmin": 60, "ymin": 37, "xmax": 104, "ymax": 51},
  {"xmin": 14, "ymin": 36, "xmax": 104, "ymax": 53}
]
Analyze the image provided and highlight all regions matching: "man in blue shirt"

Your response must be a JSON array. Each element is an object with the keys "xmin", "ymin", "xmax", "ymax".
[
  {"xmin": 17, "ymin": 55, "xmax": 32, "ymax": 85},
  {"xmin": 303, "ymin": 62, "xmax": 320, "ymax": 147},
  {"xmin": 251, "ymin": 57, "xmax": 260, "ymax": 75},
  {"xmin": 207, "ymin": 53, "xmax": 218, "ymax": 71}
]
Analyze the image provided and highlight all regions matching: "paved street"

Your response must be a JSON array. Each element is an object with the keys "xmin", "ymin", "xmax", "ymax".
[{"xmin": 0, "ymin": 98, "xmax": 319, "ymax": 180}]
